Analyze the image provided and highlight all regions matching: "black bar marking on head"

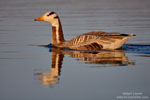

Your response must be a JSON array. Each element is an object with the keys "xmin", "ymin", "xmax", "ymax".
[
  {"xmin": 47, "ymin": 12, "xmax": 55, "ymax": 16},
  {"xmin": 54, "ymin": 16, "xmax": 59, "ymax": 19}
]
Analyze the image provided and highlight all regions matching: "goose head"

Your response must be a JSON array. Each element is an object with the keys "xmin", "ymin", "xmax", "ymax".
[{"xmin": 34, "ymin": 11, "xmax": 59, "ymax": 26}]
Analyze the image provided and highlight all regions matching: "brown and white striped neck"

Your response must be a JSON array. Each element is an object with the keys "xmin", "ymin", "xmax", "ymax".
[{"xmin": 51, "ymin": 17, "xmax": 65, "ymax": 45}]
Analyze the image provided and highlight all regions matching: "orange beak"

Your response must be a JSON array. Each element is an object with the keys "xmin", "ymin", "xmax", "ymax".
[{"xmin": 34, "ymin": 16, "xmax": 44, "ymax": 21}]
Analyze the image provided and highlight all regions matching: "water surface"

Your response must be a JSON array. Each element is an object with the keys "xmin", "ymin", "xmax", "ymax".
[{"xmin": 0, "ymin": 0, "xmax": 150, "ymax": 100}]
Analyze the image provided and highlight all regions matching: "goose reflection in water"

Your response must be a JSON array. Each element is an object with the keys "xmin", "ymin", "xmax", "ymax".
[
  {"xmin": 34, "ymin": 47, "xmax": 134, "ymax": 87},
  {"xmin": 34, "ymin": 49, "xmax": 63, "ymax": 87}
]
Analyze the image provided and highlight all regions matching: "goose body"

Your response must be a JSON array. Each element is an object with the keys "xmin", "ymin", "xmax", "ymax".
[{"xmin": 34, "ymin": 11, "xmax": 135, "ymax": 50}]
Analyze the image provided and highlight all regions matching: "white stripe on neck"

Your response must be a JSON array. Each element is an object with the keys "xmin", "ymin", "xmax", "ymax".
[
  {"xmin": 56, "ymin": 26, "xmax": 60, "ymax": 43},
  {"xmin": 52, "ymin": 19, "xmax": 60, "ymax": 44}
]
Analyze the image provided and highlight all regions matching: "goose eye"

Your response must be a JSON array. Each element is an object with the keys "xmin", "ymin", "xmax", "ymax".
[{"xmin": 47, "ymin": 13, "xmax": 51, "ymax": 16}]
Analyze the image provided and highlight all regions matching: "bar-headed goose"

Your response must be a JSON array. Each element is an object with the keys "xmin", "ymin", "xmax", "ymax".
[{"xmin": 34, "ymin": 11, "xmax": 135, "ymax": 50}]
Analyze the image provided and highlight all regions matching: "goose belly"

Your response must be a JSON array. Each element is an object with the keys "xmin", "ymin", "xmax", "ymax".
[{"xmin": 102, "ymin": 38, "xmax": 128, "ymax": 50}]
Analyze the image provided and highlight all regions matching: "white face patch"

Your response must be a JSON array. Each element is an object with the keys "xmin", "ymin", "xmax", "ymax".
[{"xmin": 43, "ymin": 11, "xmax": 59, "ymax": 26}]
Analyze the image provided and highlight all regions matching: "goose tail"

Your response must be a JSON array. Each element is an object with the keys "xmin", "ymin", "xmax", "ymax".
[{"xmin": 129, "ymin": 33, "xmax": 135, "ymax": 37}]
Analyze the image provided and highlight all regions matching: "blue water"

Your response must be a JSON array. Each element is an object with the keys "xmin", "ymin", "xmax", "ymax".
[
  {"xmin": 123, "ymin": 44, "xmax": 150, "ymax": 54},
  {"xmin": 46, "ymin": 43, "xmax": 150, "ymax": 54},
  {"xmin": 0, "ymin": 0, "xmax": 150, "ymax": 100}
]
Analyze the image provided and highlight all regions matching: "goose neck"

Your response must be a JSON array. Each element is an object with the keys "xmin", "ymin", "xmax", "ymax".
[{"xmin": 51, "ymin": 19, "xmax": 65, "ymax": 45}]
